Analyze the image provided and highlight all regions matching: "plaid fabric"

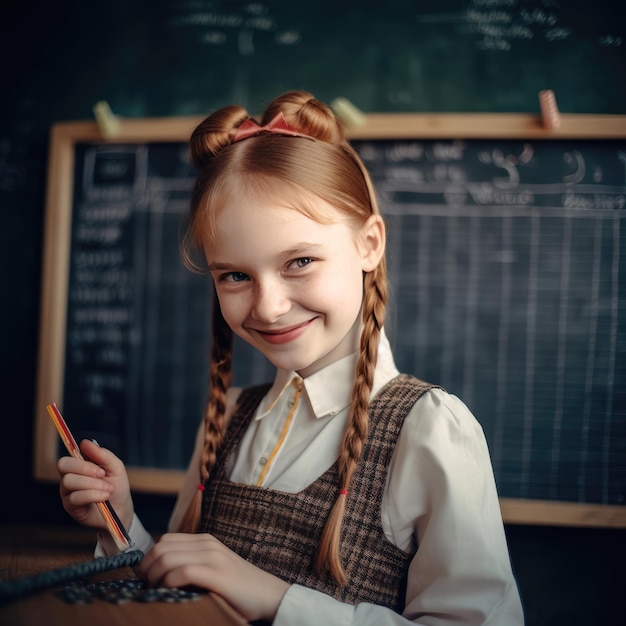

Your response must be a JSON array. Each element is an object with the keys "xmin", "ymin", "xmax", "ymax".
[{"xmin": 200, "ymin": 374, "xmax": 434, "ymax": 611}]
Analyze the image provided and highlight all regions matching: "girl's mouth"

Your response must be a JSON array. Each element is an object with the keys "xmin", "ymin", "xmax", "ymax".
[{"xmin": 252, "ymin": 318, "xmax": 316, "ymax": 345}]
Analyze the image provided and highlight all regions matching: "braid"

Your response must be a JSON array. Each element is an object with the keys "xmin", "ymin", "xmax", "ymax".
[
  {"xmin": 176, "ymin": 290, "xmax": 233, "ymax": 533},
  {"xmin": 315, "ymin": 264, "xmax": 388, "ymax": 585}
]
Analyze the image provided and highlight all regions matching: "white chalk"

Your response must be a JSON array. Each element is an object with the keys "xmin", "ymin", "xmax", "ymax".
[
  {"xmin": 93, "ymin": 100, "xmax": 121, "ymax": 138},
  {"xmin": 331, "ymin": 97, "xmax": 366, "ymax": 128}
]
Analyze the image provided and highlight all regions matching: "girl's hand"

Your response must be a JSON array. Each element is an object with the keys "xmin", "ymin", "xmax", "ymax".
[
  {"xmin": 57, "ymin": 439, "xmax": 133, "ymax": 533},
  {"xmin": 138, "ymin": 533, "xmax": 290, "ymax": 622}
]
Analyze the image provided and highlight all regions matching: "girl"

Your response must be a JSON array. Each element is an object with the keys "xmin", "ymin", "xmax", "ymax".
[{"xmin": 58, "ymin": 91, "xmax": 524, "ymax": 625}]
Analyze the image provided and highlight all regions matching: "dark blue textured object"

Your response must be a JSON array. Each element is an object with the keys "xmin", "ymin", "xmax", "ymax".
[{"xmin": 0, "ymin": 549, "xmax": 144, "ymax": 603}]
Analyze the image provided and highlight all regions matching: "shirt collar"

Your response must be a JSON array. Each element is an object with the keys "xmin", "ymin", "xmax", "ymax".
[{"xmin": 255, "ymin": 327, "xmax": 399, "ymax": 421}]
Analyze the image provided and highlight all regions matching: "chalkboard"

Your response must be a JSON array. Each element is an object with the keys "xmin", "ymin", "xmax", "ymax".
[
  {"xmin": 3, "ymin": 2, "xmax": 626, "ymax": 523},
  {"xmin": 33, "ymin": 112, "xmax": 626, "ymax": 528}
]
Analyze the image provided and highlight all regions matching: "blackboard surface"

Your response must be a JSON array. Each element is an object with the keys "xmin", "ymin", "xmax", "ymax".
[
  {"xmin": 3, "ymin": 0, "xmax": 626, "ymax": 121},
  {"xmin": 3, "ymin": 2, "xmax": 626, "ymax": 445},
  {"xmin": 34, "ymin": 116, "xmax": 626, "ymax": 527},
  {"xmin": 366, "ymin": 138, "xmax": 626, "ymax": 506}
]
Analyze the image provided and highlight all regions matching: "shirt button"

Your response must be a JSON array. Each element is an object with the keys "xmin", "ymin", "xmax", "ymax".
[
  {"xmin": 288, "ymin": 399, "xmax": 295, "ymax": 408},
  {"xmin": 260, "ymin": 457, "xmax": 267, "ymax": 465}
]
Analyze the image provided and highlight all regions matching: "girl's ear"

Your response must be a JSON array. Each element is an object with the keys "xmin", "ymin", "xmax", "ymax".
[{"xmin": 359, "ymin": 215, "xmax": 386, "ymax": 272}]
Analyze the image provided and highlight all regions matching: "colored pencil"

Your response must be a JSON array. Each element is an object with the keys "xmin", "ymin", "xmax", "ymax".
[{"xmin": 46, "ymin": 402, "xmax": 132, "ymax": 552}]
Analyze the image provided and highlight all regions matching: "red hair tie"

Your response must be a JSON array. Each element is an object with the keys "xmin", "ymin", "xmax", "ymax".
[
  {"xmin": 232, "ymin": 112, "xmax": 310, "ymax": 143},
  {"xmin": 339, "ymin": 489, "xmax": 349, "ymax": 496},
  {"xmin": 197, "ymin": 483, "xmax": 205, "ymax": 492}
]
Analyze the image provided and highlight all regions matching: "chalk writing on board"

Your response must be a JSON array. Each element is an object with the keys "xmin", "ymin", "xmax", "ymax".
[
  {"xmin": 170, "ymin": 2, "xmax": 301, "ymax": 53},
  {"xmin": 415, "ymin": 0, "xmax": 623, "ymax": 53},
  {"xmin": 61, "ymin": 139, "xmax": 625, "ymax": 507},
  {"xmin": 354, "ymin": 138, "xmax": 625, "ymax": 505}
]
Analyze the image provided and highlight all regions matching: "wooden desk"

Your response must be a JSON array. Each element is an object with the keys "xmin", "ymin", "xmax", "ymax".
[{"xmin": 0, "ymin": 525, "xmax": 248, "ymax": 626}]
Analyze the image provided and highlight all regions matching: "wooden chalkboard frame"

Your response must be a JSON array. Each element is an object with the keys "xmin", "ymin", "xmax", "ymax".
[{"xmin": 34, "ymin": 112, "xmax": 626, "ymax": 528}]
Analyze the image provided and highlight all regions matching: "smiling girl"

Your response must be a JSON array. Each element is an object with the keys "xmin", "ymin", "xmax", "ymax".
[{"xmin": 57, "ymin": 91, "xmax": 524, "ymax": 625}]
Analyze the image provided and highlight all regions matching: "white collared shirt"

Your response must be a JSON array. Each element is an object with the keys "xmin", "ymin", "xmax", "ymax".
[{"xmin": 125, "ymin": 330, "xmax": 524, "ymax": 625}]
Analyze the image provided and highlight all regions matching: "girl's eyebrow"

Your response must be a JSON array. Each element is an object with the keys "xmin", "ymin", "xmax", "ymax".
[
  {"xmin": 208, "ymin": 243, "xmax": 322, "ymax": 271},
  {"xmin": 282, "ymin": 243, "xmax": 322, "ymax": 256},
  {"xmin": 207, "ymin": 261, "xmax": 235, "ymax": 271}
]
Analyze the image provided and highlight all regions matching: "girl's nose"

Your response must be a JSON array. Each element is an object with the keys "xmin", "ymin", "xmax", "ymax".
[{"xmin": 250, "ymin": 281, "xmax": 291, "ymax": 323}]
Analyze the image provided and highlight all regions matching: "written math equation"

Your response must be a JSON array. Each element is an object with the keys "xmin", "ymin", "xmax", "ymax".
[{"xmin": 356, "ymin": 139, "xmax": 626, "ymax": 213}]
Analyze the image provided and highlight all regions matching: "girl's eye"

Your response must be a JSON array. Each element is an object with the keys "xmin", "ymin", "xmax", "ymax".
[
  {"xmin": 291, "ymin": 257, "xmax": 314, "ymax": 270},
  {"xmin": 221, "ymin": 271, "xmax": 249, "ymax": 283}
]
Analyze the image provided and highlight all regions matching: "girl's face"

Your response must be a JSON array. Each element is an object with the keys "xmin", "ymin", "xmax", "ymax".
[{"xmin": 206, "ymin": 193, "xmax": 384, "ymax": 378}]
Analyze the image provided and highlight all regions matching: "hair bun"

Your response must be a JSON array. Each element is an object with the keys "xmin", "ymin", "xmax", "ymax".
[
  {"xmin": 189, "ymin": 105, "xmax": 250, "ymax": 169},
  {"xmin": 261, "ymin": 90, "xmax": 347, "ymax": 146}
]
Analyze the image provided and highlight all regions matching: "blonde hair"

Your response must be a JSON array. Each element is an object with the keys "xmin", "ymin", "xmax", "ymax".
[{"xmin": 178, "ymin": 91, "xmax": 388, "ymax": 586}]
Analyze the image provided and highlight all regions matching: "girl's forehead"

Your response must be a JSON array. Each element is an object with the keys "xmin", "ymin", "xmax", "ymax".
[
  {"xmin": 208, "ymin": 198, "xmax": 357, "ymax": 264},
  {"xmin": 216, "ymin": 195, "xmax": 339, "ymax": 232},
  {"xmin": 218, "ymin": 186, "xmax": 347, "ymax": 227}
]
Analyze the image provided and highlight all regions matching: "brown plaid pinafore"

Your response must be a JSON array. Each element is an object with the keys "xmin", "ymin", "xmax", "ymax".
[{"xmin": 199, "ymin": 374, "xmax": 434, "ymax": 612}]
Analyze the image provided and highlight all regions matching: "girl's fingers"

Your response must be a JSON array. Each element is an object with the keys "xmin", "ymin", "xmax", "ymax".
[
  {"xmin": 139, "ymin": 535, "xmax": 218, "ymax": 582},
  {"xmin": 66, "ymin": 488, "xmax": 114, "ymax": 507},
  {"xmin": 57, "ymin": 455, "xmax": 106, "ymax": 479},
  {"xmin": 154, "ymin": 532, "xmax": 209, "ymax": 544},
  {"xmin": 137, "ymin": 533, "xmax": 289, "ymax": 621},
  {"xmin": 156, "ymin": 564, "xmax": 208, "ymax": 590},
  {"xmin": 61, "ymin": 472, "xmax": 114, "ymax": 495},
  {"xmin": 79, "ymin": 440, "xmax": 125, "ymax": 476}
]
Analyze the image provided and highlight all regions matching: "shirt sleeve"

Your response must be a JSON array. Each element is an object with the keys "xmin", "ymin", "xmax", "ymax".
[
  {"xmin": 94, "ymin": 513, "xmax": 155, "ymax": 557},
  {"xmin": 275, "ymin": 584, "xmax": 430, "ymax": 626},
  {"xmin": 274, "ymin": 388, "xmax": 524, "ymax": 626},
  {"xmin": 386, "ymin": 388, "xmax": 524, "ymax": 625}
]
